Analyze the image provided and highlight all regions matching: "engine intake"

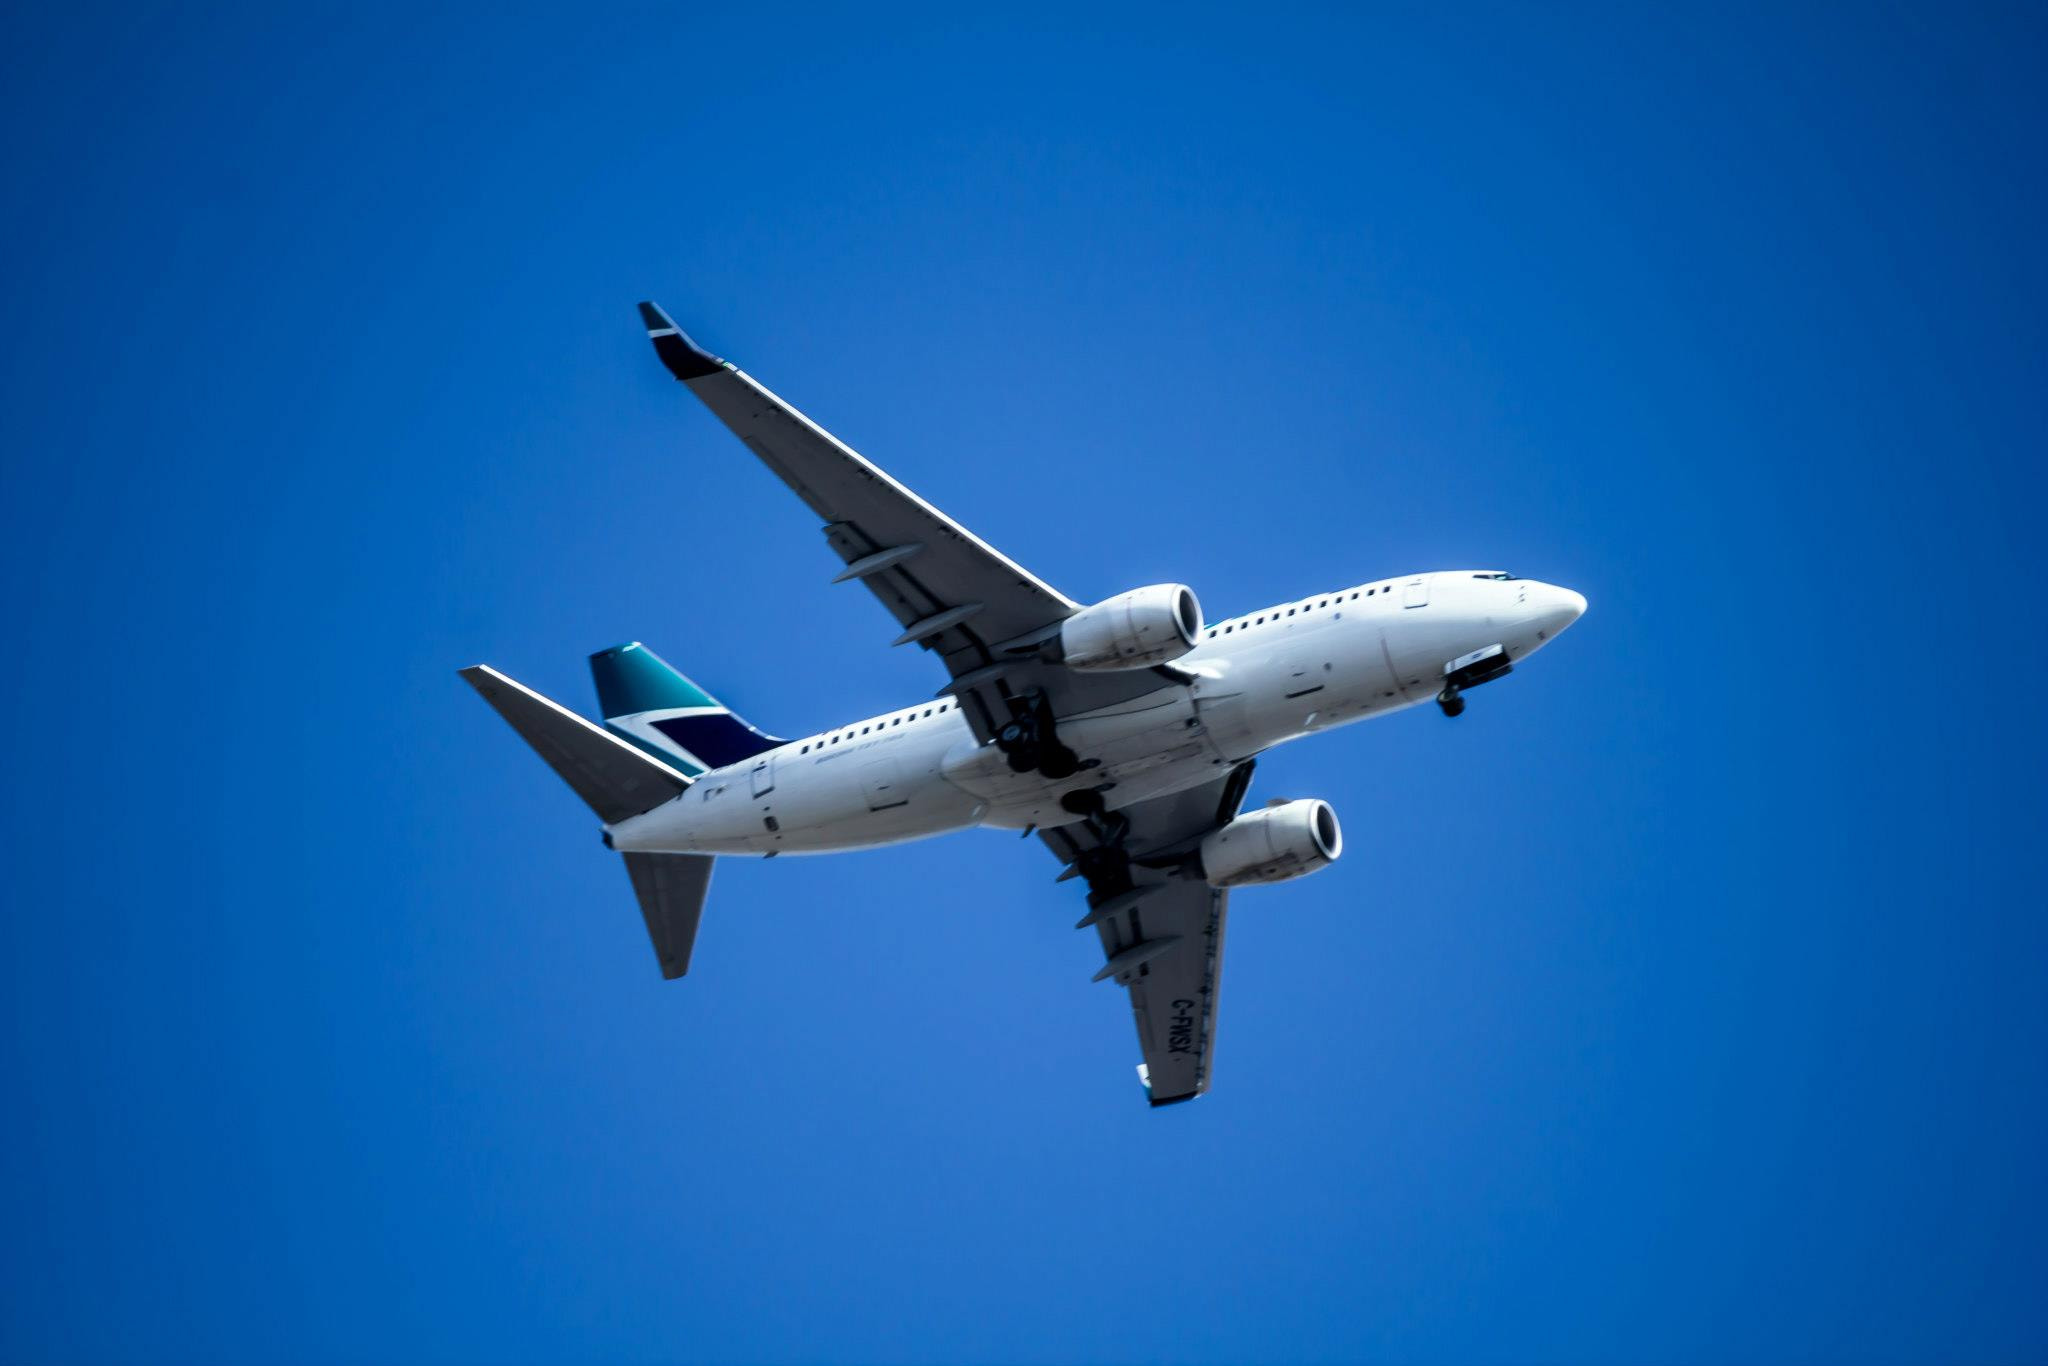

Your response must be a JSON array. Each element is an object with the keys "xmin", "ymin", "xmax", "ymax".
[
  {"xmin": 1200, "ymin": 799, "xmax": 1342, "ymax": 888},
  {"xmin": 1059, "ymin": 584, "xmax": 1202, "ymax": 671}
]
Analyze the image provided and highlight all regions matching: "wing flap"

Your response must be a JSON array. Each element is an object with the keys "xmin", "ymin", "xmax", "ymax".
[
  {"xmin": 1110, "ymin": 882, "xmax": 1229, "ymax": 1105},
  {"xmin": 1041, "ymin": 765, "xmax": 1255, "ymax": 1106}
]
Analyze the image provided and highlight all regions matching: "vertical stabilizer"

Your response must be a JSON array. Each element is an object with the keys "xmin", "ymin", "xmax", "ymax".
[{"xmin": 590, "ymin": 642, "xmax": 782, "ymax": 777}]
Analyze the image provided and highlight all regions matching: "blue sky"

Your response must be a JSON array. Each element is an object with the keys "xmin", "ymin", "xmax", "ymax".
[{"xmin": 3, "ymin": 6, "xmax": 2044, "ymax": 1363}]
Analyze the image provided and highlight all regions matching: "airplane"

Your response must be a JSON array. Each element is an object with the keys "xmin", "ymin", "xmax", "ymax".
[{"xmin": 461, "ymin": 301, "xmax": 1588, "ymax": 1107}]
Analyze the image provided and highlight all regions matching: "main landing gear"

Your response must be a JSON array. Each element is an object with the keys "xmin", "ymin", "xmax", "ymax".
[
  {"xmin": 1060, "ymin": 785, "xmax": 1130, "ymax": 848},
  {"xmin": 1061, "ymin": 787, "xmax": 1136, "ymax": 904},
  {"xmin": 996, "ymin": 688, "xmax": 1081, "ymax": 780},
  {"xmin": 1437, "ymin": 685, "xmax": 1467, "ymax": 718}
]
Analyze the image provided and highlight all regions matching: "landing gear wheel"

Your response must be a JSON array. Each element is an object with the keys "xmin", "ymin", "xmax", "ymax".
[
  {"xmin": 1437, "ymin": 685, "xmax": 1466, "ymax": 718},
  {"xmin": 1060, "ymin": 789, "xmax": 1104, "ymax": 817},
  {"xmin": 995, "ymin": 688, "xmax": 1086, "ymax": 780},
  {"xmin": 1039, "ymin": 745, "xmax": 1081, "ymax": 781}
]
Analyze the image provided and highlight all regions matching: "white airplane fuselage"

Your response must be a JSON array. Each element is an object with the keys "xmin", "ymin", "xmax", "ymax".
[{"xmin": 609, "ymin": 570, "xmax": 1586, "ymax": 857}]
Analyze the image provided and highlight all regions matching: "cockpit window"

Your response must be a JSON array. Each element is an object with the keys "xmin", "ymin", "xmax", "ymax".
[{"xmin": 1472, "ymin": 572, "xmax": 1518, "ymax": 580}]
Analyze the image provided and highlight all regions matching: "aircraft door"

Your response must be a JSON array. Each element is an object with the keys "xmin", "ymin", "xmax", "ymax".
[
  {"xmin": 749, "ymin": 755, "xmax": 775, "ymax": 798},
  {"xmin": 1403, "ymin": 575, "xmax": 1431, "ymax": 608}
]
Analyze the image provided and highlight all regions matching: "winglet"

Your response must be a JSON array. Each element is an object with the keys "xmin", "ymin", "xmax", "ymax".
[{"xmin": 638, "ymin": 301, "xmax": 727, "ymax": 381}]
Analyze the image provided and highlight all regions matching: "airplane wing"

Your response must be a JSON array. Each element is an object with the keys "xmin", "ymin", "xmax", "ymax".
[
  {"xmin": 1039, "ymin": 762, "xmax": 1257, "ymax": 1107},
  {"xmin": 640, "ymin": 302, "xmax": 1179, "ymax": 741}
]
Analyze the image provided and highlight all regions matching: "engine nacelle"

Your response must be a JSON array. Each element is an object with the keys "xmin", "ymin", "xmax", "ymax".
[
  {"xmin": 1059, "ymin": 584, "xmax": 1202, "ymax": 671},
  {"xmin": 1199, "ymin": 799, "xmax": 1342, "ymax": 888}
]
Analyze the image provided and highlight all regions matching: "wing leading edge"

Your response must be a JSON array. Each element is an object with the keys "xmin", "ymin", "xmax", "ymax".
[
  {"xmin": 639, "ymin": 301, "xmax": 1244, "ymax": 1105},
  {"xmin": 637, "ymin": 302, "xmax": 1177, "ymax": 742}
]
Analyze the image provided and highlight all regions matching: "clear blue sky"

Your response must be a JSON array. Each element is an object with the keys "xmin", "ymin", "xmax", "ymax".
[{"xmin": 4, "ymin": 6, "xmax": 2044, "ymax": 1362}]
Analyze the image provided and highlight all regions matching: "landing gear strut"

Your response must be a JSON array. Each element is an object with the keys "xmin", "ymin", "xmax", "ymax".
[
  {"xmin": 1065, "ymin": 796, "xmax": 1134, "ymax": 904},
  {"xmin": 1060, "ymin": 787, "xmax": 1130, "ymax": 848},
  {"xmin": 1438, "ymin": 644, "xmax": 1513, "ymax": 718},
  {"xmin": 997, "ymin": 688, "xmax": 1080, "ymax": 779}
]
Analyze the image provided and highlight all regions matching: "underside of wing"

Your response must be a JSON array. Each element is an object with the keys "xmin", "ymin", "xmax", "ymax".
[
  {"xmin": 639, "ymin": 302, "xmax": 1177, "ymax": 742},
  {"xmin": 1040, "ymin": 763, "xmax": 1256, "ymax": 1106}
]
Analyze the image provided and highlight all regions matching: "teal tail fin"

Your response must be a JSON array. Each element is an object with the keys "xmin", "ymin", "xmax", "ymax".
[{"xmin": 590, "ymin": 642, "xmax": 782, "ymax": 778}]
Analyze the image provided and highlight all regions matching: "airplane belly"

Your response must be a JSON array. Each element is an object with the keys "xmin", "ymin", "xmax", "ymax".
[
  {"xmin": 1191, "ymin": 618, "xmax": 1402, "ymax": 754},
  {"xmin": 1383, "ymin": 616, "xmax": 1466, "ymax": 702},
  {"xmin": 608, "ymin": 769, "xmax": 763, "ymax": 854},
  {"xmin": 940, "ymin": 687, "xmax": 1224, "ymax": 828},
  {"xmin": 1060, "ymin": 688, "xmax": 1203, "ymax": 779},
  {"xmin": 610, "ymin": 732, "xmax": 980, "ymax": 856},
  {"xmin": 769, "ymin": 733, "xmax": 979, "ymax": 852}
]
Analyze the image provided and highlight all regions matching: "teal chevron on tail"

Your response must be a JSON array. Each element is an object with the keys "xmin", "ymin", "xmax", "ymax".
[{"xmin": 590, "ymin": 642, "xmax": 783, "ymax": 778}]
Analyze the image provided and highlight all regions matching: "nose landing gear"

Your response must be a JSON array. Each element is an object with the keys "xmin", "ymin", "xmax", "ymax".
[{"xmin": 1437, "ymin": 643, "xmax": 1512, "ymax": 718}]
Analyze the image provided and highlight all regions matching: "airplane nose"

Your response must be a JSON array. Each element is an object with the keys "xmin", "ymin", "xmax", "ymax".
[{"xmin": 1535, "ymin": 584, "xmax": 1587, "ymax": 638}]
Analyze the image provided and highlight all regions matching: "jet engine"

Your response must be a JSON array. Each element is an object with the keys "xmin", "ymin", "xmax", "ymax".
[
  {"xmin": 1059, "ymin": 584, "xmax": 1203, "ymax": 671},
  {"xmin": 1199, "ymin": 799, "xmax": 1342, "ymax": 888}
]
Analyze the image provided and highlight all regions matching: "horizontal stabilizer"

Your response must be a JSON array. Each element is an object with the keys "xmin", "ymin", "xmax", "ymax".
[
  {"xmin": 460, "ymin": 665, "xmax": 689, "ymax": 824},
  {"xmin": 623, "ymin": 853, "xmax": 715, "ymax": 978}
]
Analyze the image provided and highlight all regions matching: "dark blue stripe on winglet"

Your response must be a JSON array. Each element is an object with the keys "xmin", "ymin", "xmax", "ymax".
[
  {"xmin": 638, "ymin": 301, "xmax": 725, "ymax": 381},
  {"xmin": 650, "ymin": 713, "xmax": 783, "ymax": 770}
]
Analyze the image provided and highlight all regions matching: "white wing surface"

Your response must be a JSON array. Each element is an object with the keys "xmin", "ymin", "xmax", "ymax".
[
  {"xmin": 1039, "ymin": 763, "xmax": 1257, "ymax": 1107},
  {"xmin": 640, "ymin": 303, "xmax": 1177, "ymax": 740}
]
